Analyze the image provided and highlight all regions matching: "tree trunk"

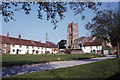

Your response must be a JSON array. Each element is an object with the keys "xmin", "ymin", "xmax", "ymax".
[{"xmin": 117, "ymin": 42, "xmax": 120, "ymax": 59}]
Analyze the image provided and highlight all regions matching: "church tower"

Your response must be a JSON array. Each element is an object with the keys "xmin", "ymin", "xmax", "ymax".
[{"xmin": 66, "ymin": 22, "xmax": 78, "ymax": 49}]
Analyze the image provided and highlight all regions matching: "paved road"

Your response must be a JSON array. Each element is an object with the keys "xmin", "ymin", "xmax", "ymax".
[{"xmin": 2, "ymin": 55, "xmax": 116, "ymax": 77}]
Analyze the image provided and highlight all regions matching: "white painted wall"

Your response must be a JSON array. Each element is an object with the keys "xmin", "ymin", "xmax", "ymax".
[
  {"xmin": 41, "ymin": 47, "xmax": 46, "ymax": 54},
  {"xmin": 27, "ymin": 46, "xmax": 33, "ymax": 54},
  {"xmin": 53, "ymin": 50, "xmax": 58, "ymax": 54},
  {"xmin": 47, "ymin": 48, "xmax": 52, "ymax": 54},
  {"xmin": 82, "ymin": 46, "xmax": 102, "ymax": 53},
  {"xmin": 10, "ymin": 44, "xmax": 56, "ymax": 54},
  {"xmin": 10, "ymin": 44, "xmax": 26, "ymax": 54}
]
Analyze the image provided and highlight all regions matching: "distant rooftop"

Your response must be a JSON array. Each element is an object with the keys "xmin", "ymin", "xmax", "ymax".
[{"xmin": 0, "ymin": 35, "xmax": 57, "ymax": 48}]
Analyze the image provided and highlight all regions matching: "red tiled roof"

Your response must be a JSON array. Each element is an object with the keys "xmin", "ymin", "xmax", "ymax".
[
  {"xmin": 33, "ymin": 41, "xmax": 46, "ymax": 47},
  {"xmin": 46, "ymin": 41, "xmax": 58, "ymax": 48},
  {"xmin": 0, "ymin": 35, "xmax": 57, "ymax": 48},
  {"xmin": 0, "ymin": 35, "xmax": 11, "ymax": 44},
  {"xmin": 83, "ymin": 41, "xmax": 102, "ymax": 46}
]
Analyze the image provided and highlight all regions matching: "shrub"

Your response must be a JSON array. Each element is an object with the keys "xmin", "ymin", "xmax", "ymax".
[
  {"xmin": 39, "ymin": 59, "xmax": 45, "ymax": 63},
  {"xmin": 26, "ymin": 52, "xmax": 29, "ymax": 55},
  {"xmin": 57, "ymin": 58, "xmax": 61, "ymax": 61},
  {"xmin": 114, "ymin": 51, "xmax": 117, "ymax": 55}
]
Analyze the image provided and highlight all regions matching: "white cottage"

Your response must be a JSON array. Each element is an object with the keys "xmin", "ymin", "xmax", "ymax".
[
  {"xmin": 0, "ymin": 33, "xmax": 58, "ymax": 54},
  {"xmin": 82, "ymin": 41, "xmax": 104, "ymax": 54}
]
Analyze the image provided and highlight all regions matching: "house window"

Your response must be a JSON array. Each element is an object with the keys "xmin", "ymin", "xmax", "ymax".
[
  {"xmin": 19, "ymin": 50, "xmax": 21, "ymax": 52},
  {"xmin": 84, "ymin": 47, "xmax": 86, "ymax": 49},
  {"xmin": 93, "ymin": 50, "xmax": 96, "ymax": 53},
  {"xmin": 97, "ymin": 50, "xmax": 99, "ymax": 53},
  {"xmin": 8, "ymin": 51, "xmax": 10, "ymax": 53},
  {"xmin": 91, "ymin": 50, "xmax": 92, "ymax": 53},
  {"xmin": 45, "ymin": 51, "xmax": 47, "ymax": 53},
  {"xmin": 47, "ymin": 51, "xmax": 50, "ymax": 53},
  {"xmin": 3, "ymin": 49, "xmax": 6, "ymax": 53},
  {"xmin": 27, "ymin": 46, "xmax": 29, "ymax": 49},
  {"xmin": 12, "ymin": 44, "xmax": 15, "ymax": 47},
  {"xmin": 96, "ymin": 46, "xmax": 98, "ymax": 49},
  {"xmin": 36, "ymin": 51, "xmax": 39, "ymax": 54},
  {"xmin": 79, "ymin": 44, "xmax": 82, "ymax": 48},
  {"xmin": 38, "ymin": 47, "xmax": 39, "ymax": 49},
  {"xmin": 90, "ymin": 46, "xmax": 92, "ymax": 49},
  {"xmin": 41, "ymin": 51, "xmax": 43, "ymax": 53},
  {"xmin": 32, "ymin": 50, "xmax": 35, "ymax": 52},
  {"xmin": 19, "ymin": 45, "xmax": 22, "ymax": 48},
  {"xmin": 0, "ymin": 48, "xmax": 2, "ymax": 51},
  {"xmin": 27, "ymin": 50, "xmax": 29, "ymax": 53},
  {"xmin": 3, "ymin": 44, "xmax": 7, "ymax": 47},
  {"xmin": 42, "ymin": 47, "xmax": 43, "ymax": 49},
  {"xmin": 32, "ymin": 46, "xmax": 34, "ymax": 48},
  {"xmin": 13, "ymin": 49, "xmax": 15, "ymax": 52}
]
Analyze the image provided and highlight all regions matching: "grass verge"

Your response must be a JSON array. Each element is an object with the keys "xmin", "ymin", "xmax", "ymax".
[
  {"xmin": 3, "ymin": 59, "xmax": 120, "ymax": 78},
  {"xmin": 2, "ymin": 54, "xmax": 101, "ymax": 67}
]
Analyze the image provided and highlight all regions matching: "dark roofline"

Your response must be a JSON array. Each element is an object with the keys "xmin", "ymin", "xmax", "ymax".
[
  {"xmin": 0, "ymin": 35, "xmax": 57, "ymax": 48},
  {"xmin": 83, "ymin": 41, "xmax": 103, "ymax": 46}
]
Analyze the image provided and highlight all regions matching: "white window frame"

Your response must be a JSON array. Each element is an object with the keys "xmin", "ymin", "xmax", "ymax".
[
  {"xmin": 3, "ymin": 49, "xmax": 6, "ymax": 53},
  {"xmin": 0, "ymin": 48, "xmax": 2, "ymax": 51},
  {"xmin": 19, "ymin": 45, "xmax": 22, "ymax": 48},
  {"xmin": 96, "ymin": 46, "xmax": 98, "ymax": 49},
  {"xmin": 84, "ymin": 47, "xmax": 86, "ymax": 49},
  {"xmin": 90, "ymin": 46, "xmax": 92, "ymax": 49},
  {"xmin": 3, "ymin": 44, "xmax": 7, "ymax": 47},
  {"xmin": 41, "ymin": 47, "xmax": 43, "ymax": 49},
  {"xmin": 27, "ymin": 50, "xmax": 29, "ymax": 53},
  {"xmin": 13, "ymin": 49, "xmax": 15, "ymax": 52},
  {"xmin": 12, "ymin": 44, "xmax": 15, "ymax": 47},
  {"xmin": 27, "ymin": 46, "xmax": 29, "ymax": 49}
]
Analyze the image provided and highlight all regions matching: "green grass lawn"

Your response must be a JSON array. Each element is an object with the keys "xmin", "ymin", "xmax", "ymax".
[
  {"xmin": 2, "ymin": 54, "xmax": 101, "ymax": 67},
  {"xmin": 4, "ymin": 59, "xmax": 120, "ymax": 78}
]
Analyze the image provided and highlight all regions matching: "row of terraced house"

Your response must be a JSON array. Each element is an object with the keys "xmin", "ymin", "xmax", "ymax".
[{"xmin": 0, "ymin": 32, "xmax": 58, "ymax": 54}]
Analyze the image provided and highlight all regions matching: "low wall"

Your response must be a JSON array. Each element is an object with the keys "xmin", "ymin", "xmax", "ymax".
[{"xmin": 71, "ymin": 49, "xmax": 83, "ymax": 54}]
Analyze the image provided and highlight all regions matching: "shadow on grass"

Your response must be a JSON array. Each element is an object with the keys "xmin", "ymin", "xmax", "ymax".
[
  {"xmin": 2, "ymin": 60, "xmax": 47, "ymax": 67},
  {"xmin": 3, "ymin": 57, "xmax": 91, "ymax": 67},
  {"xmin": 106, "ymin": 73, "xmax": 120, "ymax": 80},
  {"xmin": 2, "ymin": 62, "xmax": 56, "ymax": 77},
  {"xmin": 73, "ymin": 57, "xmax": 90, "ymax": 60}
]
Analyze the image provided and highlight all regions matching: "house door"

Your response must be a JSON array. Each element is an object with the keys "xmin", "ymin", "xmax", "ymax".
[
  {"xmin": 16, "ymin": 49, "xmax": 19, "ymax": 54},
  {"xmin": 104, "ymin": 50, "xmax": 108, "ymax": 56},
  {"xmin": 32, "ymin": 50, "xmax": 35, "ymax": 54}
]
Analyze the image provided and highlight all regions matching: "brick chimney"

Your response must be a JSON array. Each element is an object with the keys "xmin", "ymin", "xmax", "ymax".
[
  {"xmin": 102, "ymin": 41, "xmax": 105, "ymax": 48},
  {"xmin": 39, "ymin": 40, "xmax": 41, "ymax": 43},
  {"xmin": 46, "ymin": 41, "xmax": 49, "ymax": 44},
  {"xmin": 19, "ymin": 34, "xmax": 21, "ymax": 39},
  {"xmin": 7, "ymin": 32, "xmax": 9, "ymax": 37},
  {"xmin": 72, "ymin": 22, "xmax": 74, "ymax": 24}
]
